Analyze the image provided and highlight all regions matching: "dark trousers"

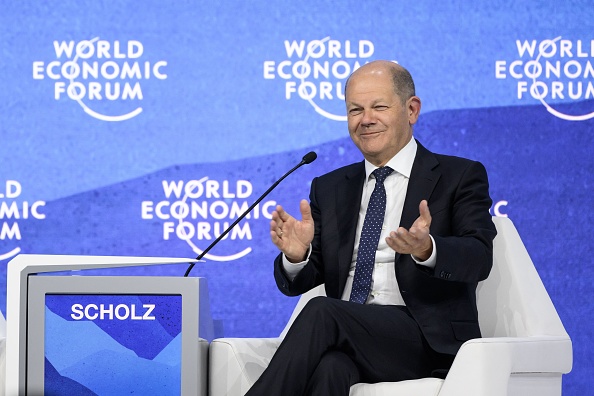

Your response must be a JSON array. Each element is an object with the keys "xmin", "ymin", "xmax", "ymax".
[{"xmin": 245, "ymin": 296, "xmax": 454, "ymax": 396}]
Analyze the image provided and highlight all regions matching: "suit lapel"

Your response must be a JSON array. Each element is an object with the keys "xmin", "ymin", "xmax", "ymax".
[
  {"xmin": 336, "ymin": 162, "xmax": 365, "ymax": 295},
  {"xmin": 400, "ymin": 141, "xmax": 441, "ymax": 229},
  {"xmin": 396, "ymin": 141, "xmax": 441, "ymax": 264}
]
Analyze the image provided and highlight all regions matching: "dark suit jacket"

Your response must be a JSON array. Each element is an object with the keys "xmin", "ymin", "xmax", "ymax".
[{"xmin": 274, "ymin": 141, "xmax": 497, "ymax": 356}]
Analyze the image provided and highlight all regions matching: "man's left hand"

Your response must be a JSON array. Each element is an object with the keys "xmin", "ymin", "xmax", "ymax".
[{"xmin": 386, "ymin": 200, "xmax": 433, "ymax": 261}]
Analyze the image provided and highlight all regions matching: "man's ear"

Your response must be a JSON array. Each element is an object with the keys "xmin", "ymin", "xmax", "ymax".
[{"xmin": 408, "ymin": 96, "xmax": 421, "ymax": 125}]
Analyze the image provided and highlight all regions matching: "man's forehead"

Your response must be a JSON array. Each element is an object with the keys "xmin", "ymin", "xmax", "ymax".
[
  {"xmin": 350, "ymin": 66, "xmax": 391, "ymax": 83},
  {"xmin": 346, "ymin": 73, "xmax": 395, "ymax": 102}
]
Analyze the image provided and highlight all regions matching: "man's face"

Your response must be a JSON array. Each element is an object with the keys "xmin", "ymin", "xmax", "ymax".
[{"xmin": 345, "ymin": 67, "xmax": 420, "ymax": 167}]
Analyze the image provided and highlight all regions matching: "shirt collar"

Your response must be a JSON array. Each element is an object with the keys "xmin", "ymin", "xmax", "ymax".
[{"xmin": 364, "ymin": 138, "xmax": 417, "ymax": 182}]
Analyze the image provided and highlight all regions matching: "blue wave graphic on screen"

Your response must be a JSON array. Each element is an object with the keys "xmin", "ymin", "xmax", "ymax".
[
  {"xmin": 45, "ymin": 308, "xmax": 136, "ymax": 372},
  {"xmin": 45, "ymin": 359, "xmax": 97, "ymax": 396},
  {"xmin": 60, "ymin": 349, "xmax": 180, "ymax": 396},
  {"xmin": 153, "ymin": 333, "xmax": 182, "ymax": 366},
  {"xmin": 45, "ymin": 307, "xmax": 181, "ymax": 395}
]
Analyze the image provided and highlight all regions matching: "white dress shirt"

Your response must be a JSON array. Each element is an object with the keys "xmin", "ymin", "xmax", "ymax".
[{"xmin": 282, "ymin": 138, "xmax": 436, "ymax": 305}]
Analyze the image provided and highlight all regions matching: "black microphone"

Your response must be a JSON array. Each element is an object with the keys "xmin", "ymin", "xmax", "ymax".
[
  {"xmin": 302, "ymin": 151, "xmax": 317, "ymax": 164},
  {"xmin": 184, "ymin": 151, "xmax": 317, "ymax": 277}
]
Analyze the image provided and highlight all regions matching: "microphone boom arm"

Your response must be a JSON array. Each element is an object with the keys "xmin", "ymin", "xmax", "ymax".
[{"xmin": 184, "ymin": 152, "xmax": 316, "ymax": 277}]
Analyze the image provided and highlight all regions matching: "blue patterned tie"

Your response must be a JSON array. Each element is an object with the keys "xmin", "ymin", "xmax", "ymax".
[{"xmin": 349, "ymin": 166, "xmax": 394, "ymax": 304}]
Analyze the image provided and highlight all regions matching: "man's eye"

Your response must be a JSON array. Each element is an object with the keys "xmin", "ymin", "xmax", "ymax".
[
  {"xmin": 374, "ymin": 105, "xmax": 388, "ymax": 110},
  {"xmin": 349, "ymin": 109, "xmax": 363, "ymax": 115}
]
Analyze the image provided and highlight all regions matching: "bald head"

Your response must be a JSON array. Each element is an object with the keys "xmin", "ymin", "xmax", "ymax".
[{"xmin": 345, "ymin": 61, "xmax": 416, "ymax": 104}]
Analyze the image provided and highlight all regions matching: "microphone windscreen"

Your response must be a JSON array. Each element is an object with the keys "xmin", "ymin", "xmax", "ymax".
[{"xmin": 302, "ymin": 151, "xmax": 317, "ymax": 164}]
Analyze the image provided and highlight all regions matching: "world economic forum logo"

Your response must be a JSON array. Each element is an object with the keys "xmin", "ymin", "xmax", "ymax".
[
  {"xmin": 495, "ymin": 37, "xmax": 594, "ymax": 121},
  {"xmin": 32, "ymin": 37, "xmax": 167, "ymax": 122},
  {"xmin": 263, "ymin": 37, "xmax": 377, "ymax": 121},
  {"xmin": 141, "ymin": 178, "xmax": 276, "ymax": 261},
  {"xmin": 0, "ymin": 181, "xmax": 46, "ymax": 261}
]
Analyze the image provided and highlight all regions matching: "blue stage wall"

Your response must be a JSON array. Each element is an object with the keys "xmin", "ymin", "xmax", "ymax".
[{"xmin": 1, "ymin": 1, "xmax": 592, "ymax": 393}]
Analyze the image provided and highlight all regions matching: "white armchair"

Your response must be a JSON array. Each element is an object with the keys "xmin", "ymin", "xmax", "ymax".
[
  {"xmin": 0, "ymin": 310, "xmax": 5, "ymax": 396},
  {"xmin": 209, "ymin": 217, "xmax": 573, "ymax": 396}
]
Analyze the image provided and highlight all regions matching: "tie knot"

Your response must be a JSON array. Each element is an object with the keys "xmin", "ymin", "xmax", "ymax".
[{"xmin": 372, "ymin": 166, "xmax": 393, "ymax": 184}]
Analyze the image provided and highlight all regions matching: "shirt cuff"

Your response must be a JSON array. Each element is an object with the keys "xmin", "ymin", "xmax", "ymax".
[
  {"xmin": 412, "ymin": 235, "xmax": 437, "ymax": 268},
  {"xmin": 281, "ymin": 244, "xmax": 312, "ymax": 281}
]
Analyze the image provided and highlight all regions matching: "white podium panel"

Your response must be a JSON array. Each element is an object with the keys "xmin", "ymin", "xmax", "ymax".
[{"xmin": 6, "ymin": 254, "xmax": 210, "ymax": 396}]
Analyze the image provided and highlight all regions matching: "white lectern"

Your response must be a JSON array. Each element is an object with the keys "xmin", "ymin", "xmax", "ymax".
[{"xmin": 6, "ymin": 254, "xmax": 211, "ymax": 396}]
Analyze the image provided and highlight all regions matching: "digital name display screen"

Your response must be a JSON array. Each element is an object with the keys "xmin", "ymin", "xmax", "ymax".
[{"xmin": 44, "ymin": 294, "xmax": 183, "ymax": 395}]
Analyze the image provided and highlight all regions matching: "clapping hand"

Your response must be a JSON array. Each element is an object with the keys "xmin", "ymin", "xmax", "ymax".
[
  {"xmin": 386, "ymin": 200, "xmax": 433, "ymax": 261},
  {"xmin": 270, "ymin": 199, "xmax": 315, "ymax": 263}
]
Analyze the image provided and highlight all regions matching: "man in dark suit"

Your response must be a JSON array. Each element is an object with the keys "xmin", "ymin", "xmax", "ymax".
[{"xmin": 246, "ymin": 61, "xmax": 497, "ymax": 396}]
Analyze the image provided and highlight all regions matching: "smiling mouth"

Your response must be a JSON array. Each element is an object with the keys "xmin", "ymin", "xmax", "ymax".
[{"xmin": 360, "ymin": 130, "xmax": 382, "ymax": 137}]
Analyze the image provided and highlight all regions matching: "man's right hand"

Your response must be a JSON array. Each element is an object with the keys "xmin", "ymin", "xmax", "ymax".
[{"xmin": 270, "ymin": 199, "xmax": 314, "ymax": 263}]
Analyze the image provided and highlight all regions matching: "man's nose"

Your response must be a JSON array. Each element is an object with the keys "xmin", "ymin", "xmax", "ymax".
[{"xmin": 361, "ymin": 109, "xmax": 376, "ymax": 126}]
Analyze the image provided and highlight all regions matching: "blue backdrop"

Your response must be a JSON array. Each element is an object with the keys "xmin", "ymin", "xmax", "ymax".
[{"xmin": 1, "ymin": 1, "xmax": 592, "ymax": 393}]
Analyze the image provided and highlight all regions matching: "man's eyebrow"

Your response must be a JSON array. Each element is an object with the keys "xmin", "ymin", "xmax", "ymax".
[{"xmin": 347, "ymin": 99, "xmax": 389, "ymax": 107}]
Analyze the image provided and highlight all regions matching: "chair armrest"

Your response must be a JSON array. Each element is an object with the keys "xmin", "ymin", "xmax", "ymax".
[
  {"xmin": 209, "ymin": 338, "xmax": 282, "ymax": 396},
  {"xmin": 438, "ymin": 336, "xmax": 573, "ymax": 396}
]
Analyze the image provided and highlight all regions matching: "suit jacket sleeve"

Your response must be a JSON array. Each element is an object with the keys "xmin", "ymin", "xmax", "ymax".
[
  {"xmin": 422, "ymin": 160, "xmax": 496, "ymax": 283},
  {"xmin": 274, "ymin": 175, "xmax": 327, "ymax": 296}
]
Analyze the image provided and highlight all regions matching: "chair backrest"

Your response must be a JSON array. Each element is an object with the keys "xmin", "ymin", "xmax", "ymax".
[
  {"xmin": 0, "ymin": 310, "xmax": 5, "ymax": 339},
  {"xmin": 280, "ymin": 217, "xmax": 568, "ymax": 340},
  {"xmin": 477, "ymin": 216, "xmax": 567, "ymax": 338}
]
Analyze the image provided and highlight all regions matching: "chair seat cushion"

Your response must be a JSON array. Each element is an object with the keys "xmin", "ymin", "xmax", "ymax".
[
  {"xmin": 350, "ymin": 378, "xmax": 444, "ymax": 396},
  {"xmin": 210, "ymin": 337, "xmax": 282, "ymax": 393}
]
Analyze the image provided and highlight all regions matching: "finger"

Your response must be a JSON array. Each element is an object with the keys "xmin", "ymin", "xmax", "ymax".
[
  {"xmin": 408, "ymin": 223, "xmax": 427, "ymax": 238},
  {"xmin": 396, "ymin": 227, "xmax": 419, "ymax": 246},
  {"xmin": 418, "ymin": 200, "xmax": 432, "ymax": 225},
  {"xmin": 270, "ymin": 209, "xmax": 280, "ymax": 223},
  {"xmin": 386, "ymin": 231, "xmax": 412, "ymax": 253},
  {"xmin": 270, "ymin": 211, "xmax": 283, "ymax": 232},
  {"xmin": 270, "ymin": 230, "xmax": 284, "ymax": 249},
  {"xmin": 299, "ymin": 199, "xmax": 312, "ymax": 222},
  {"xmin": 276, "ymin": 204, "xmax": 292, "ymax": 223},
  {"xmin": 390, "ymin": 229, "xmax": 413, "ymax": 245},
  {"xmin": 270, "ymin": 215, "xmax": 287, "ymax": 238},
  {"xmin": 270, "ymin": 219, "xmax": 282, "ymax": 235}
]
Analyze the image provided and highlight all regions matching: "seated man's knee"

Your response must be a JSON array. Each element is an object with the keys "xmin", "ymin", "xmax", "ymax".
[
  {"xmin": 295, "ymin": 296, "xmax": 346, "ymax": 329},
  {"xmin": 300, "ymin": 296, "xmax": 335, "ymax": 318}
]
